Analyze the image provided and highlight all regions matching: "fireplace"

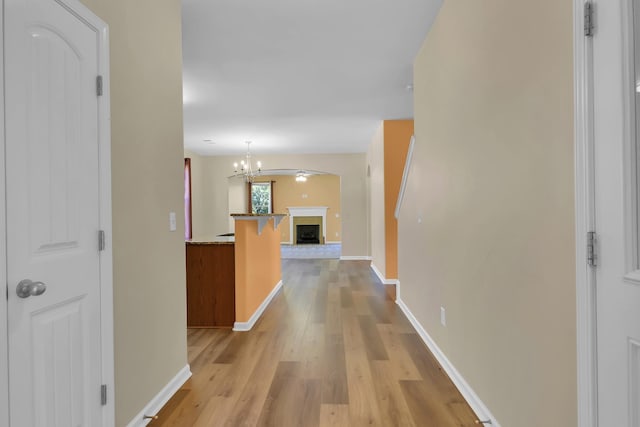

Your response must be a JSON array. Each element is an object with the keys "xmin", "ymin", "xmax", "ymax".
[
  {"xmin": 287, "ymin": 207, "xmax": 328, "ymax": 245},
  {"xmin": 296, "ymin": 224, "xmax": 320, "ymax": 244}
]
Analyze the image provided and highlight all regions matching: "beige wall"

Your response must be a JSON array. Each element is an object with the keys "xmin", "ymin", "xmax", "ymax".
[
  {"xmin": 79, "ymin": 1, "xmax": 187, "ymax": 425},
  {"xmin": 399, "ymin": 1, "xmax": 575, "ymax": 426},
  {"xmin": 367, "ymin": 124, "xmax": 386, "ymax": 274},
  {"xmin": 253, "ymin": 174, "xmax": 341, "ymax": 243},
  {"xmin": 188, "ymin": 153, "xmax": 369, "ymax": 257},
  {"xmin": 227, "ymin": 178, "xmax": 247, "ymax": 232}
]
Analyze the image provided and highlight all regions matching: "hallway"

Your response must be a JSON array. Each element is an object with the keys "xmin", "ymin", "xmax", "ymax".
[{"xmin": 152, "ymin": 260, "xmax": 478, "ymax": 426}]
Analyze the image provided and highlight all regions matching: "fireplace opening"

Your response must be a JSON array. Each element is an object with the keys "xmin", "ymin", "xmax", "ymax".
[{"xmin": 296, "ymin": 224, "xmax": 320, "ymax": 244}]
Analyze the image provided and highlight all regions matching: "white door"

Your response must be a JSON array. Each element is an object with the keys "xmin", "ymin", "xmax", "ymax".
[
  {"xmin": 592, "ymin": 0, "xmax": 640, "ymax": 425},
  {"xmin": 5, "ymin": 0, "xmax": 105, "ymax": 425}
]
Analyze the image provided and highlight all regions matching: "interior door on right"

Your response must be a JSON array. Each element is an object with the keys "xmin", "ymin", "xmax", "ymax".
[{"xmin": 592, "ymin": 0, "xmax": 640, "ymax": 425}]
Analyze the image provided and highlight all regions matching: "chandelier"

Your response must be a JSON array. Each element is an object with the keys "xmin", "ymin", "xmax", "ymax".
[{"xmin": 233, "ymin": 141, "xmax": 262, "ymax": 182}]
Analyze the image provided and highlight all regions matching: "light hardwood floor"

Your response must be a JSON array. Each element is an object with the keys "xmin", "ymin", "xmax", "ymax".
[{"xmin": 150, "ymin": 259, "xmax": 479, "ymax": 426}]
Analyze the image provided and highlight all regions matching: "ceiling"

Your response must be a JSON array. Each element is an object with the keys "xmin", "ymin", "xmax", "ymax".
[{"xmin": 181, "ymin": 0, "xmax": 442, "ymax": 157}]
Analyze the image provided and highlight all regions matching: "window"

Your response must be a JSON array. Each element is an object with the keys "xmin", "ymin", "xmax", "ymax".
[{"xmin": 250, "ymin": 181, "xmax": 273, "ymax": 214}]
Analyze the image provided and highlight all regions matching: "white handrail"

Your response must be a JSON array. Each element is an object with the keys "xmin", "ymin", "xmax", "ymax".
[{"xmin": 395, "ymin": 135, "xmax": 415, "ymax": 219}]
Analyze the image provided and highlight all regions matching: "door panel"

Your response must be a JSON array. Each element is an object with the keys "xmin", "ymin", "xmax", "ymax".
[
  {"xmin": 32, "ymin": 299, "xmax": 86, "ymax": 427},
  {"xmin": 5, "ymin": 0, "xmax": 103, "ymax": 425},
  {"xmin": 593, "ymin": 0, "xmax": 640, "ymax": 425},
  {"xmin": 630, "ymin": 339, "xmax": 640, "ymax": 426},
  {"xmin": 29, "ymin": 27, "xmax": 83, "ymax": 251}
]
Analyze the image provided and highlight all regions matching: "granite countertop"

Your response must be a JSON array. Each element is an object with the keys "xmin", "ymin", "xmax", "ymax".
[
  {"xmin": 186, "ymin": 234, "xmax": 235, "ymax": 245},
  {"xmin": 230, "ymin": 213, "xmax": 287, "ymax": 217}
]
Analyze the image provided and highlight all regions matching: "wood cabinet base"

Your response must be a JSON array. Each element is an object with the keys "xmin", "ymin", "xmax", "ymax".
[{"xmin": 186, "ymin": 243, "xmax": 235, "ymax": 327}]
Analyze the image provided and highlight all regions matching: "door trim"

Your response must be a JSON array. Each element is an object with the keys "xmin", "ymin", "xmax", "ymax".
[
  {"xmin": 0, "ymin": 1, "xmax": 8, "ymax": 424},
  {"xmin": 92, "ymin": 5, "xmax": 115, "ymax": 426},
  {"xmin": 0, "ymin": 0, "xmax": 114, "ymax": 425},
  {"xmin": 574, "ymin": 0, "xmax": 598, "ymax": 426},
  {"xmin": 621, "ymin": 0, "xmax": 640, "ymax": 282}
]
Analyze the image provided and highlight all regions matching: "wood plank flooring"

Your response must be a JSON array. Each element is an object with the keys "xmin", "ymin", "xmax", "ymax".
[{"xmin": 150, "ymin": 259, "xmax": 479, "ymax": 426}]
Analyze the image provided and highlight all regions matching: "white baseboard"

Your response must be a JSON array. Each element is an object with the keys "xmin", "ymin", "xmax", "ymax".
[
  {"xmin": 370, "ymin": 263, "xmax": 399, "ymax": 285},
  {"xmin": 396, "ymin": 298, "xmax": 501, "ymax": 427},
  {"xmin": 126, "ymin": 364, "xmax": 192, "ymax": 427},
  {"xmin": 233, "ymin": 280, "xmax": 283, "ymax": 331},
  {"xmin": 339, "ymin": 255, "xmax": 372, "ymax": 261}
]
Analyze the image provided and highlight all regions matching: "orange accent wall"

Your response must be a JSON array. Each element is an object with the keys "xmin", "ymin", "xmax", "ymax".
[
  {"xmin": 383, "ymin": 120, "xmax": 414, "ymax": 279},
  {"xmin": 233, "ymin": 218, "xmax": 282, "ymax": 323}
]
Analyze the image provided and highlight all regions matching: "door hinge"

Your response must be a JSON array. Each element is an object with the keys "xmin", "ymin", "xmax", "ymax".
[
  {"xmin": 587, "ymin": 231, "xmax": 597, "ymax": 267},
  {"xmin": 101, "ymin": 384, "xmax": 107, "ymax": 406},
  {"xmin": 96, "ymin": 75, "xmax": 103, "ymax": 96},
  {"xmin": 584, "ymin": 2, "xmax": 594, "ymax": 37},
  {"xmin": 98, "ymin": 230, "xmax": 105, "ymax": 251}
]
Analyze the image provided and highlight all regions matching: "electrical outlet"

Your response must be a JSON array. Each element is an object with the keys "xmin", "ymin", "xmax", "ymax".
[
  {"xmin": 440, "ymin": 307, "xmax": 446, "ymax": 326},
  {"xmin": 335, "ymin": 232, "xmax": 339, "ymax": 237}
]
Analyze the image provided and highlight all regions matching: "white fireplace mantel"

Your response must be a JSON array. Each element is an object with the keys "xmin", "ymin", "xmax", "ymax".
[{"xmin": 287, "ymin": 207, "xmax": 328, "ymax": 244}]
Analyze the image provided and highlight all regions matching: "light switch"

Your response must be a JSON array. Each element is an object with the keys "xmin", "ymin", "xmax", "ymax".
[{"xmin": 169, "ymin": 212, "xmax": 177, "ymax": 231}]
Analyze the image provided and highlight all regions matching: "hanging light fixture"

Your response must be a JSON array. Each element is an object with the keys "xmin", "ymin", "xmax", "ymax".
[
  {"xmin": 295, "ymin": 171, "xmax": 308, "ymax": 182},
  {"xmin": 233, "ymin": 141, "xmax": 262, "ymax": 182}
]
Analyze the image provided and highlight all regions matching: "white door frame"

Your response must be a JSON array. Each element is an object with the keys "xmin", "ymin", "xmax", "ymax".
[
  {"xmin": 574, "ymin": 1, "xmax": 598, "ymax": 424},
  {"xmin": 572, "ymin": 0, "xmax": 635, "ymax": 424},
  {"xmin": 0, "ymin": 0, "xmax": 114, "ymax": 425},
  {"xmin": 0, "ymin": 2, "xmax": 8, "ymax": 424}
]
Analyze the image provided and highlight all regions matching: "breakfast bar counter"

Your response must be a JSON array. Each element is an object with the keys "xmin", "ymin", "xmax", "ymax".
[
  {"xmin": 186, "ymin": 213, "xmax": 286, "ymax": 330},
  {"xmin": 185, "ymin": 237, "xmax": 235, "ymax": 327}
]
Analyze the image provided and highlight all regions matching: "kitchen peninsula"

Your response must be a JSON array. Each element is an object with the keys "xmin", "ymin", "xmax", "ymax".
[{"xmin": 185, "ymin": 213, "xmax": 286, "ymax": 330}]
